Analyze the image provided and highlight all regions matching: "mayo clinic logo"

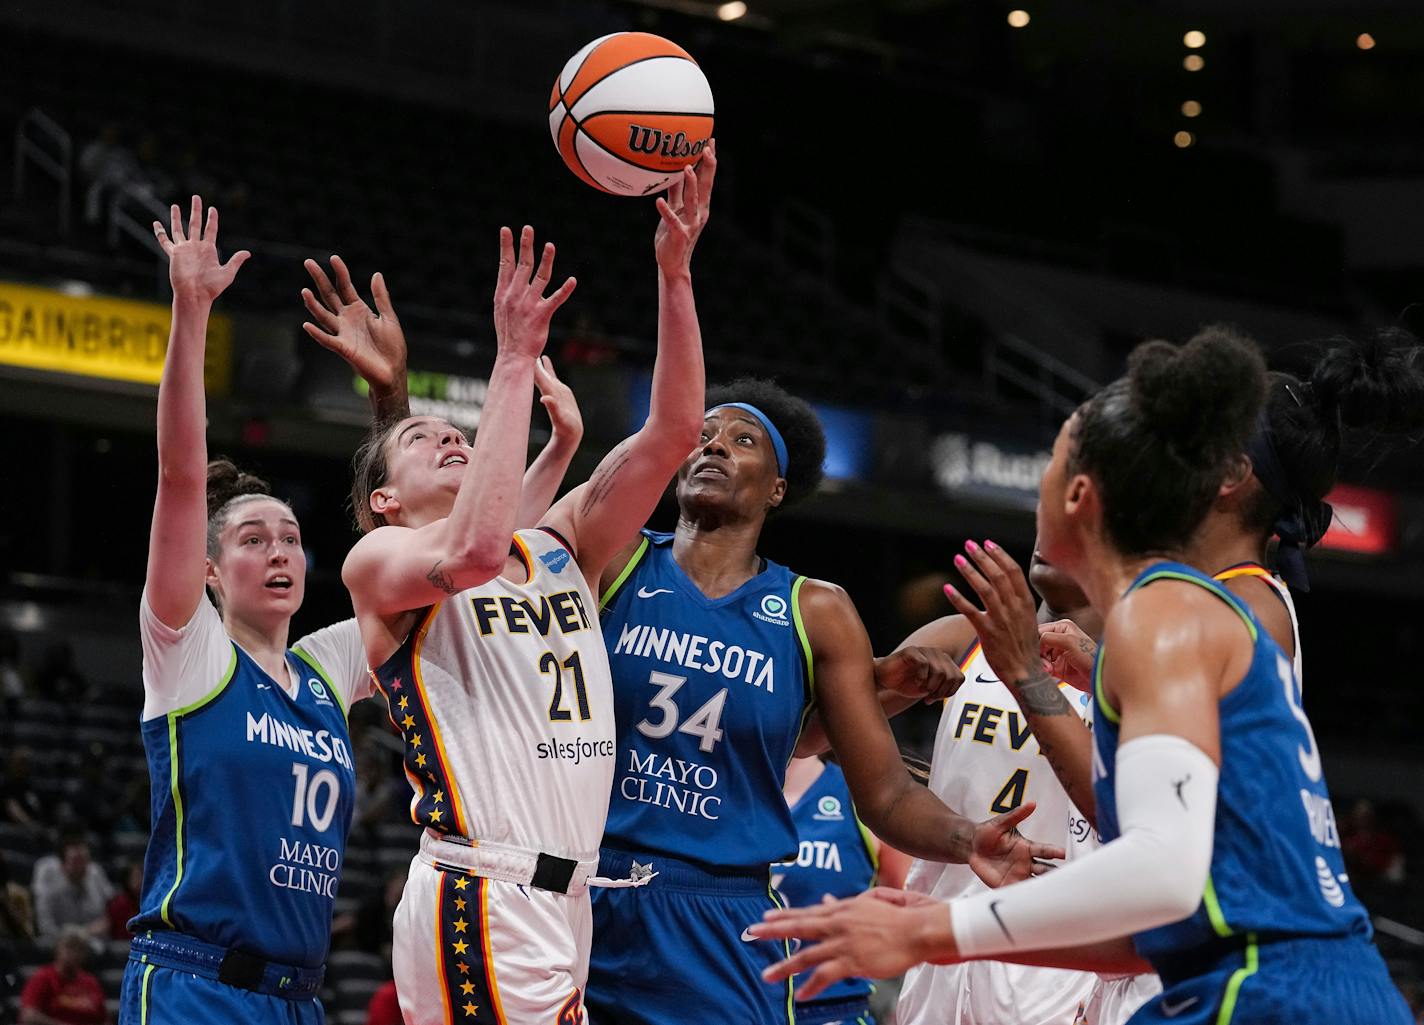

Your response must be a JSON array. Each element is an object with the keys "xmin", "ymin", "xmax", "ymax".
[
  {"xmin": 753, "ymin": 593, "xmax": 790, "ymax": 627},
  {"xmin": 308, "ymin": 678, "xmax": 334, "ymax": 706},
  {"xmin": 813, "ymin": 796, "xmax": 844, "ymax": 822}
]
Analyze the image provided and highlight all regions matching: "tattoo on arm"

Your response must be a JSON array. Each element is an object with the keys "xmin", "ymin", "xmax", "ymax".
[
  {"xmin": 579, "ymin": 446, "xmax": 632, "ymax": 515},
  {"xmin": 1078, "ymin": 638, "xmax": 1096, "ymax": 656},
  {"xmin": 426, "ymin": 560, "xmax": 459, "ymax": 595},
  {"xmin": 1014, "ymin": 672, "xmax": 1075, "ymax": 716}
]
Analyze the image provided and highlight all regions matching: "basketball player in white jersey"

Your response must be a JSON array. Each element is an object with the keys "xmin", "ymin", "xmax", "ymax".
[{"xmin": 342, "ymin": 155, "xmax": 714, "ymax": 1025}]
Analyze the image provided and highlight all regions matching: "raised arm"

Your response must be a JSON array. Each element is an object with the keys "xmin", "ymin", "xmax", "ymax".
[
  {"xmin": 518, "ymin": 356, "xmax": 583, "ymax": 526},
  {"xmin": 302, "ymin": 255, "xmax": 409, "ymax": 424},
  {"xmin": 802, "ymin": 580, "xmax": 1062, "ymax": 879},
  {"xmin": 342, "ymin": 227, "xmax": 576, "ymax": 615},
  {"xmin": 944, "ymin": 541, "xmax": 1099, "ymax": 826},
  {"xmin": 145, "ymin": 197, "xmax": 250, "ymax": 629},
  {"xmin": 542, "ymin": 144, "xmax": 716, "ymax": 581}
]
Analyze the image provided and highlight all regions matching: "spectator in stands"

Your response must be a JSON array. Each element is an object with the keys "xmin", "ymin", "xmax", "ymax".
[
  {"xmin": 31, "ymin": 836, "xmax": 111, "ymax": 945},
  {"xmin": 0, "ymin": 858, "xmax": 35, "ymax": 946},
  {"xmin": 35, "ymin": 644, "xmax": 88, "ymax": 706},
  {"xmin": 18, "ymin": 926, "xmax": 106, "ymax": 1025},
  {"xmin": 79, "ymin": 123, "xmax": 140, "ymax": 226},
  {"xmin": 1342, "ymin": 798, "xmax": 1406, "ymax": 884},
  {"xmin": 59, "ymin": 745, "xmax": 119, "ymax": 838},
  {"xmin": 1, "ymin": 747, "xmax": 44, "ymax": 837},
  {"xmin": 365, "ymin": 979, "xmax": 400, "ymax": 1025},
  {"xmin": 104, "ymin": 863, "xmax": 141, "ymax": 942}
]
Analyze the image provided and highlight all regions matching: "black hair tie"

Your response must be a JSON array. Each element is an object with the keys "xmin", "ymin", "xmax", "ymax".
[{"xmin": 1245, "ymin": 414, "xmax": 1333, "ymax": 592}]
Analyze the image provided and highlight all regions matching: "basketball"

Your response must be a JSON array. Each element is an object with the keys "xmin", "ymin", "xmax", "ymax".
[{"xmin": 548, "ymin": 32, "xmax": 715, "ymax": 196}]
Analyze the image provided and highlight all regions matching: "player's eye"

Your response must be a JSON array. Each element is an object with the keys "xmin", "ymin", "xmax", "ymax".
[{"xmin": 738, "ymin": 433, "xmax": 753, "ymax": 444}]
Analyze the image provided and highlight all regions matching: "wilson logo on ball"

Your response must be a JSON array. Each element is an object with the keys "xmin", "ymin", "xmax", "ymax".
[{"xmin": 549, "ymin": 31, "xmax": 715, "ymax": 196}]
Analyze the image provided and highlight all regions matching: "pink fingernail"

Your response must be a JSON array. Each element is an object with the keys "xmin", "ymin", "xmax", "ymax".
[
  {"xmin": 985, "ymin": 539, "xmax": 999, "ymax": 551},
  {"xmin": 954, "ymin": 555, "xmax": 967, "ymax": 568},
  {"xmin": 966, "ymin": 541, "xmax": 980, "ymax": 553},
  {"xmin": 944, "ymin": 584, "xmax": 958, "ymax": 597}
]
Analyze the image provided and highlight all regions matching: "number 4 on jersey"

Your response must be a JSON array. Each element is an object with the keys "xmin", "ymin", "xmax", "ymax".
[
  {"xmin": 990, "ymin": 767, "xmax": 1029, "ymax": 814},
  {"xmin": 636, "ymin": 671, "xmax": 728, "ymax": 753}
]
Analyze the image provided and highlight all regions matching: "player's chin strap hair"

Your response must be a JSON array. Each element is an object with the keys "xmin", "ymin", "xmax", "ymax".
[
  {"xmin": 1245, "ymin": 397, "xmax": 1334, "ymax": 593},
  {"xmin": 709, "ymin": 402, "xmax": 789, "ymax": 478}
]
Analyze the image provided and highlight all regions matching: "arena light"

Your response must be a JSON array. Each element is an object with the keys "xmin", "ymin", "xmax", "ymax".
[
  {"xmin": 1173, "ymin": 130, "xmax": 1195, "ymax": 148},
  {"xmin": 1181, "ymin": 100, "xmax": 1202, "ymax": 118},
  {"xmin": 1007, "ymin": 10, "xmax": 1030, "ymax": 28},
  {"xmin": 1183, "ymin": 54, "xmax": 1205, "ymax": 71},
  {"xmin": 1184, "ymin": 30, "xmax": 1206, "ymax": 49},
  {"xmin": 1356, "ymin": 33, "xmax": 1376, "ymax": 50},
  {"xmin": 716, "ymin": 1, "xmax": 747, "ymax": 20}
]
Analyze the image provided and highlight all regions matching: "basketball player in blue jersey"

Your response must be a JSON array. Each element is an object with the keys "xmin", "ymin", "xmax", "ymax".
[
  {"xmin": 776, "ymin": 756, "xmax": 910, "ymax": 1025},
  {"xmin": 755, "ymin": 330, "xmax": 1412, "ymax": 1024},
  {"xmin": 342, "ymin": 154, "xmax": 713, "ymax": 1025},
  {"xmin": 587, "ymin": 378, "xmax": 1064, "ymax": 1025},
  {"xmin": 118, "ymin": 198, "xmax": 387, "ymax": 1025}
]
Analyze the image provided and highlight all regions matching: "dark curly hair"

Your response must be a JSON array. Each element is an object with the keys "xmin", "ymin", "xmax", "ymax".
[
  {"xmin": 705, "ymin": 378, "xmax": 827, "ymax": 509},
  {"xmin": 1069, "ymin": 326, "xmax": 1267, "ymax": 556},
  {"xmin": 206, "ymin": 458, "xmax": 291, "ymax": 558}
]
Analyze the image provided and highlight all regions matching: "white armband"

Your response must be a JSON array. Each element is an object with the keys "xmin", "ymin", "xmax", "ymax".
[{"xmin": 952, "ymin": 734, "xmax": 1218, "ymax": 959}]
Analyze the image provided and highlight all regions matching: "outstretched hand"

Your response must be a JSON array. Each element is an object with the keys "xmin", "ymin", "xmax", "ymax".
[
  {"xmin": 534, "ymin": 355, "xmax": 583, "ymax": 447},
  {"xmin": 493, "ymin": 226, "xmax": 577, "ymax": 361},
  {"xmin": 944, "ymin": 541, "xmax": 1043, "ymax": 687},
  {"xmin": 654, "ymin": 139, "xmax": 717, "ymax": 274},
  {"xmin": 968, "ymin": 802, "xmax": 1064, "ymax": 889},
  {"xmin": 154, "ymin": 195, "xmax": 250, "ymax": 304},
  {"xmin": 301, "ymin": 255, "xmax": 407, "ymax": 395},
  {"xmin": 1039, "ymin": 620, "xmax": 1098, "ymax": 690}
]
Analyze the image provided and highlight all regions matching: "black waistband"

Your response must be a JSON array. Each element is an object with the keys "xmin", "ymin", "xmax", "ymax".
[{"xmin": 129, "ymin": 931, "xmax": 324, "ymax": 1000}]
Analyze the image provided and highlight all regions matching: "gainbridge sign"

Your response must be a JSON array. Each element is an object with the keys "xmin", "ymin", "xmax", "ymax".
[{"xmin": 0, "ymin": 281, "xmax": 231, "ymax": 393}]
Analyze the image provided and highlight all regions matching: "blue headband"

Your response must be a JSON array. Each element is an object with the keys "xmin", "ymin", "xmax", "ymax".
[{"xmin": 708, "ymin": 402, "xmax": 789, "ymax": 477}]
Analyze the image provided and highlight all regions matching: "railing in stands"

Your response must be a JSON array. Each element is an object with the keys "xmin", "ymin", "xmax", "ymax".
[
  {"xmin": 106, "ymin": 182, "xmax": 169, "ymax": 293},
  {"xmin": 985, "ymin": 331, "xmax": 1100, "ymax": 418},
  {"xmin": 876, "ymin": 264, "xmax": 944, "ymax": 379},
  {"xmin": 13, "ymin": 107, "xmax": 73, "ymax": 235}
]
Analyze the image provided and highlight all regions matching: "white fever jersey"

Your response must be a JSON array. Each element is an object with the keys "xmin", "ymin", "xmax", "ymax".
[
  {"xmin": 371, "ymin": 528, "xmax": 616, "ymax": 862},
  {"xmin": 898, "ymin": 641, "xmax": 1096, "ymax": 1025},
  {"xmin": 1215, "ymin": 562, "xmax": 1302, "ymax": 688}
]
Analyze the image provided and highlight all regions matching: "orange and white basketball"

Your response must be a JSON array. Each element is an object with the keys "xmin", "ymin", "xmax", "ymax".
[{"xmin": 548, "ymin": 32, "xmax": 715, "ymax": 196}]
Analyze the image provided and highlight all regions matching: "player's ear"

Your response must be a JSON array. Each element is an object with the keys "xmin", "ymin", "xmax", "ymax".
[
  {"xmin": 767, "ymin": 477, "xmax": 787, "ymax": 511},
  {"xmin": 1217, "ymin": 454, "xmax": 1253, "ymax": 501},
  {"xmin": 371, "ymin": 487, "xmax": 400, "ymax": 520}
]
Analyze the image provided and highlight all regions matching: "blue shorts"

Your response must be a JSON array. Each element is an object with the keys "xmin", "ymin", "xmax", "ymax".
[
  {"xmin": 586, "ymin": 848, "xmax": 794, "ymax": 1025},
  {"xmin": 118, "ymin": 960, "xmax": 325, "ymax": 1025},
  {"xmin": 1133, "ymin": 933, "xmax": 1409, "ymax": 1025},
  {"xmin": 795, "ymin": 996, "xmax": 873, "ymax": 1025}
]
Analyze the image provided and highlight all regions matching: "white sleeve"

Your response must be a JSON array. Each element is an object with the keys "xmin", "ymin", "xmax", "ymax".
[
  {"xmin": 951, "ymin": 734, "xmax": 1218, "ymax": 959},
  {"xmin": 139, "ymin": 591, "xmax": 237, "ymax": 721},
  {"xmin": 291, "ymin": 618, "xmax": 373, "ymax": 715}
]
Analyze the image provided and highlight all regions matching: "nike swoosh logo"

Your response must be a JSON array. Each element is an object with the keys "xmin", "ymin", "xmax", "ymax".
[
  {"xmin": 1160, "ymin": 995, "xmax": 1199, "ymax": 1017},
  {"xmin": 637, "ymin": 587, "xmax": 673, "ymax": 598},
  {"xmin": 256, "ymin": 683, "xmax": 271, "ymax": 690},
  {"xmin": 740, "ymin": 927, "xmax": 760, "ymax": 942},
  {"xmin": 988, "ymin": 900, "xmax": 1013, "ymax": 941},
  {"xmin": 975, "ymin": 674, "xmax": 1000, "ymax": 684}
]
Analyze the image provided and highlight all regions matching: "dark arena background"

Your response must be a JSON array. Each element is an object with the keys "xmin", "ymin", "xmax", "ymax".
[{"xmin": 2, "ymin": 0, "xmax": 1423, "ymax": 1021}]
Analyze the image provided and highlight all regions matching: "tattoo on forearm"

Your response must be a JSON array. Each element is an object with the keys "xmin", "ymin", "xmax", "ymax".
[
  {"xmin": 579, "ymin": 446, "xmax": 632, "ymax": 515},
  {"xmin": 426, "ymin": 560, "xmax": 459, "ymax": 595},
  {"xmin": 1015, "ymin": 672, "xmax": 1075, "ymax": 716},
  {"xmin": 1038, "ymin": 737, "xmax": 1096, "ymax": 827},
  {"xmin": 1078, "ymin": 638, "xmax": 1095, "ymax": 656}
]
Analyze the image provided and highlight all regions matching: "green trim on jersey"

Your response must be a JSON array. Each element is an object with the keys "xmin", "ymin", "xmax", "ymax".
[
  {"xmin": 158, "ymin": 645, "xmax": 238, "ymax": 927},
  {"xmin": 1203, "ymin": 874, "xmax": 1233, "ymax": 937},
  {"xmin": 1093, "ymin": 652, "xmax": 1121, "ymax": 726},
  {"xmin": 599, "ymin": 536, "xmax": 652, "ymax": 610},
  {"xmin": 767, "ymin": 876, "xmax": 796, "ymax": 1025},
  {"xmin": 291, "ymin": 645, "xmax": 347, "ymax": 720},
  {"xmin": 853, "ymin": 811, "xmax": 880, "ymax": 878},
  {"xmin": 139, "ymin": 962, "xmax": 155, "ymax": 1025},
  {"xmin": 1215, "ymin": 933, "xmax": 1259, "ymax": 1025},
  {"xmin": 790, "ymin": 576, "xmax": 815, "ymax": 698}
]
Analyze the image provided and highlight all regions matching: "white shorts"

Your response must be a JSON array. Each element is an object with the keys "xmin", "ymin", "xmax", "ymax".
[
  {"xmin": 1073, "ymin": 973, "xmax": 1162, "ymax": 1025},
  {"xmin": 898, "ymin": 959, "xmax": 1097, "ymax": 1025},
  {"xmin": 392, "ymin": 832, "xmax": 595, "ymax": 1025}
]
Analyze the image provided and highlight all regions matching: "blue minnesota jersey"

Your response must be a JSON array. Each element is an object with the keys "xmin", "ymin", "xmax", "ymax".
[
  {"xmin": 599, "ymin": 531, "xmax": 814, "ymax": 870},
  {"xmin": 1092, "ymin": 562, "xmax": 1370, "ymax": 964},
  {"xmin": 775, "ymin": 763, "xmax": 877, "ymax": 1006},
  {"xmin": 132, "ymin": 645, "xmax": 356, "ymax": 968}
]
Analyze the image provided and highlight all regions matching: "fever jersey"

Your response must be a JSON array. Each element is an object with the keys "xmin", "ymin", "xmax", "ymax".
[
  {"xmin": 370, "ymin": 528, "xmax": 614, "ymax": 861},
  {"xmin": 899, "ymin": 643, "xmax": 1096, "ymax": 1025},
  {"xmin": 774, "ymin": 762, "xmax": 877, "ymax": 1007},
  {"xmin": 134, "ymin": 596, "xmax": 366, "ymax": 968},
  {"xmin": 1215, "ymin": 562, "xmax": 1302, "ymax": 688},
  {"xmin": 598, "ymin": 530, "xmax": 813, "ymax": 870},
  {"xmin": 1092, "ymin": 562, "xmax": 1369, "ymax": 964}
]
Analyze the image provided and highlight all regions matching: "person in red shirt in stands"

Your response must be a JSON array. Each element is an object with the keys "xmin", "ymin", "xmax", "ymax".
[
  {"xmin": 365, "ymin": 979, "xmax": 400, "ymax": 1025},
  {"xmin": 20, "ymin": 927, "xmax": 107, "ymax": 1025}
]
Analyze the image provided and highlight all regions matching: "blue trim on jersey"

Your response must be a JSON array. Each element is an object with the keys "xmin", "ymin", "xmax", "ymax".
[{"xmin": 1092, "ymin": 561, "xmax": 1370, "ymax": 971}]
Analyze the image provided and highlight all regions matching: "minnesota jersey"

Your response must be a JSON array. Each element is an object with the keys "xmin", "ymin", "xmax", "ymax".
[
  {"xmin": 1214, "ymin": 562, "xmax": 1302, "ymax": 688},
  {"xmin": 1093, "ymin": 562, "xmax": 1369, "ymax": 965},
  {"xmin": 774, "ymin": 762, "xmax": 877, "ymax": 1007},
  {"xmin": 898, "ymin": 642, "xmax": 1096, "ymax": 1025},
  {"xmin": 370, "ymin": 528, "xmax": 615, "ymax": 861},
  {"xmin": 598, "ymin": 531, "xmax": 813, "ymax": 870},
  {"xmin": 133, "ymin": 601, "xmax": 357, "ymax": 967}
]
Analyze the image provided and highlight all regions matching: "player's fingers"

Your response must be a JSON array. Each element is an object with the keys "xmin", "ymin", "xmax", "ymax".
[
  {"xmin": 541, "ymin": 275, "xmax": 577, "ymax": 313},
  {"xmin": 963, "ymin": 543, "xmax": 1012, "ymax": 616},
  {"xmin": 760, "ymin": 937, "xmax": 837, "ymax": 982},
  {"xmin": 188, "ymin": 195, "xmax": 202, "ymax": 240},
  {"xmin": 223, "ymin": 250, "xmax": 251, "ymax": 275},
  {"xmin": 153, "ymin": 223, "xmax": 174, "ymax": 255},
  {"xmin": 371, "ymin": 272, "xmax": 398, "ymax": 320},
  {"xmin": 665, "ymin": 173, "xmax": 684, "ymax": 214},
  {"xmin": 204, "ymin": 205, "xmax": 218, "ymax": 243},
  {"xmin": 517, "ymin": 224, "xmax": 535, "ymax": 278},
  {"xmin": 1037, "ymin": 630, "xmax": 1081, "ymax": 650},
  {"xmin": 301, "ymin": 321, "xmax": 342, "ymax": 351},
  {"xmin": 533, "ymin": 241, "xmax": 556, "ymax": 287},
  {"xmin": 680, "ymin": 164, "xmax": 700, "ymax": 220},
  {"xmin": 941, "ymin": 584, "xmax": 986, "ymax": 630},
  {"xmin": 170, "ymin": 204, "xmax": 184, "ymax": 242},
  {"xmin": 1030, "ymin": 860, "xmax": 1055, "ymax": 877},
  {"xmin": 951, "ymin": 554, "xmax": 1002, "ymax": 619},
  {"xmin": 988, "ymin": 801, "xmax": 1037, "ymax": 834},
  {"xmin": 330, "ymin": 254, "xmax": 361, "ymax": 305},
  {"xmin": 304, "ymin": 258, "xmax": 341, "ymax": 311},
  {"xmin": 1029, "ymin": 842, "xmax": 1067, "ymax": 862},
  {"xmin": 654, "ymin": 196, "xmax": 683, "ymax": 235},
  {"xmin": 495, "ymin": 226, "xmax": 515, "ymax": 295},
  {"xmin": 983, "ymin": 540, "xmax": 1037, "ymax": 608},
  {"xmin": 301, "ymin": 288, "xmax": 341, "ymax": 331},
  {"xmin": 697, "ymin": 138, "xmax": 717, "ymax": 201},
  {"xmin": 798, "ymin": 959, "xmax": 852, "ymax": 1002}
]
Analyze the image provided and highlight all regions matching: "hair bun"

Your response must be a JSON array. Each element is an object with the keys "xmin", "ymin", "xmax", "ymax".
[
  {"xmin": 1311, "ymin": 326, "xmax": 1424, "ymax": 433},
  {"xmin": 1128, "ymin": 326, "xmax": 1266, "ymax": 464},
  {"xmin": 206, "ymin": 458, "xmax": 271, "ymax": 518}
]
